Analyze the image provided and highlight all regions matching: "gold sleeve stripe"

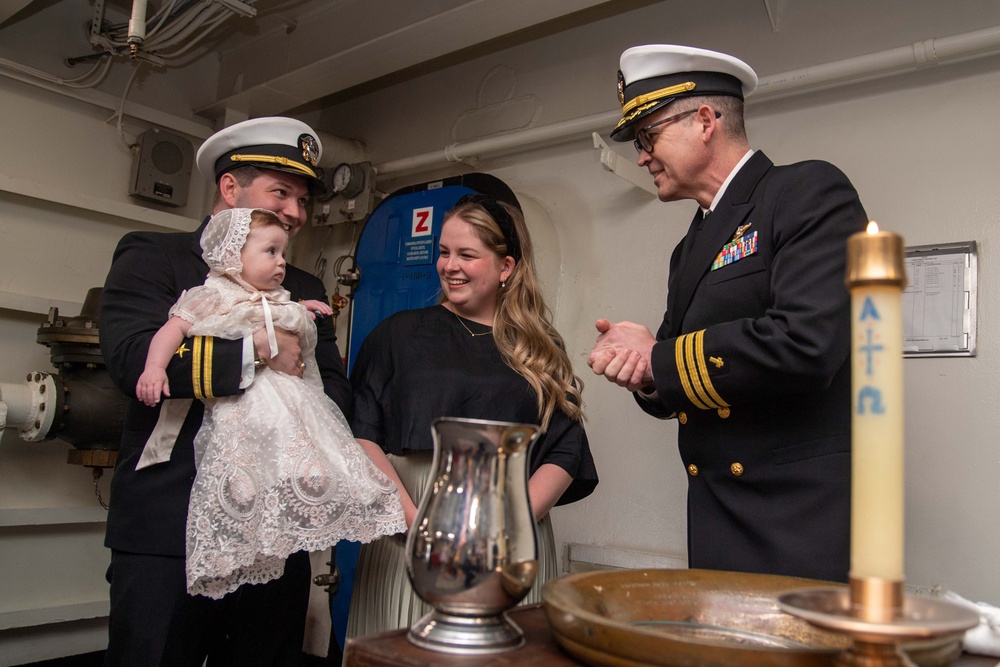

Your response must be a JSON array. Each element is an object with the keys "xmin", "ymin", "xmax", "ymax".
[
  {"xmin": 228, "ymin": 154, "xmax": 318, "ymax": 179},
  {"xmin": 201, "ymin": 336, "xmax": 215, "ymax": 399},
  {"xmin": 693, "ymin": 330, "xmax": 728, "ymax": 408},
  {"xmin": 675, "ymin": 334, "xmax": 710, "ymax": 410},
  {"xmin": 684, "ymin": 332, "xmax": 719, "ymax": 409},
  {"xmin": 192, "ymin": 336, "xmax": 204, "ymax": 400}
]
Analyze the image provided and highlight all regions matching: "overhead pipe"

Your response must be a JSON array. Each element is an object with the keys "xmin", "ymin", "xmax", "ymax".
[
  {"xmin": 376, "ymin": 24, "xmax": 1000, "ymax": 178},
  {"xmin": 755, "ymin": 23, "xmax": 1000, "ymax": 99},
  {"xmin": 377, "ymin": 109, "xmax": 617, "ymax": 178}
]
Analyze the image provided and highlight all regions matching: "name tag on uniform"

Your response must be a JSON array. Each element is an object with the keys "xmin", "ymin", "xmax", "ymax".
[{"xmin": 711, "ymin": 231, "xmax": 758, "ymax": 271}]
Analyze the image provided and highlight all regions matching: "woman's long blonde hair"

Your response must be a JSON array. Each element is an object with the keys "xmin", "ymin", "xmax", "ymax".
[{"xmin": 441, "ymin": 196, "xmax": 583, "ymax": 430}]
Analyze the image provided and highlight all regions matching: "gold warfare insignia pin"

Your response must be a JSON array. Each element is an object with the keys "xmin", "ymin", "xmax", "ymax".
[
  {"xmin": 616, "ymin": 70, "xmax": 625, "ymax": 107},
  {"xmin": 299, "ymin": 134, "xmax": 320, "ymax": 166},
  {"xmin": 731, "ymin": 222, "xmax": 752, "ymax": 241}
]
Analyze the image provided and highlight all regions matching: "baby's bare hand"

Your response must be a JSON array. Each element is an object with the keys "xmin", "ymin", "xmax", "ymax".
[
  {"xmin": 300, "ymin": 299, "xmax": 334, "ymax": 319},
  {"xmin": 137, "ymin": 371, "xmax": 170, "ymax": 407}
]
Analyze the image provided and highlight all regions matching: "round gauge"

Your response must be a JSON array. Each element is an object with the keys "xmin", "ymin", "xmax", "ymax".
[{"xmin": 332, "ymin": 163, "xmax": 354, "ymax": 194}]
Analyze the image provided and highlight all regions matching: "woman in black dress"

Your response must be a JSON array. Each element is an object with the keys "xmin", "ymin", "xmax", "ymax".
[{"xmin": 346, "ymin": 193, "xmax": 598, "ymax": 639}]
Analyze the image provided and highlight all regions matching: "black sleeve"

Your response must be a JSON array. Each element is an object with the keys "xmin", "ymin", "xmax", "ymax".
[
  {"xmin": 284, "ymin": 264, "xmax": 353, "ymax": 419},
  {"xmin": 347, "ymin": 318, "xmax": 392, "ymax": 445},
  {"xmin": 99, "ymin": 232, "xmax": 244, "ymax": 401}
]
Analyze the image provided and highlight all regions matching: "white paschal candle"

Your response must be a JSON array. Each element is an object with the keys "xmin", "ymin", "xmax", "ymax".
[{"xmin": 845, "ymin": 221, "xmax": 907, "ymax": 583}]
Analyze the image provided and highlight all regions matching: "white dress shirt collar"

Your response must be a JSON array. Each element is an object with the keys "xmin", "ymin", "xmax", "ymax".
[{"xmin": 703, "ymin": 149, "xmax": 755, "ymax": 217}]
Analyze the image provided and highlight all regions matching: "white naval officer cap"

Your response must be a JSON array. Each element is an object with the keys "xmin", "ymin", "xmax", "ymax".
[
  {"xmin": 195, "ymin": 117, "xmax": 327, "ymax": 195},
  {"xmin": 611, "ymin": 44, "xmax": 758, "ymax": 143}
]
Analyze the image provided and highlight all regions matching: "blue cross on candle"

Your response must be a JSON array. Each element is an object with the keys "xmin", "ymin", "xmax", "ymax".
[
  {"xmin": 857, "ymin": 298, "xmax": 886, "ymax": 415},
  {"xmin": 859, "ymin": 298, "xmax": 884, "ymax": 375}
]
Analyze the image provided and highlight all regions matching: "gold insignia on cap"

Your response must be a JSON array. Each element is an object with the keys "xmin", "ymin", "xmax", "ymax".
[
  {"xmin": 621, "ymin": 81, "xmax": 696, "ymax": 115},
  {"xmin": 616, "ymin": 70, "xmax": 625, "ymax": 106},
  {"xmin": 299, "ymin": 134, "xmax": 320, "ymax": 166},
  {"xmin": 614, "ymin": 81, "xmax": 698, "ymax": 133},
  {"xmin": 229, "ymin": 154, "xmax": 318, "ymax": 179}
]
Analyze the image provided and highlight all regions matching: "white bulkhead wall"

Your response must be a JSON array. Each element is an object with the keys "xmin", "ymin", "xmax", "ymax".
[{"xmin": 1, "ymin": 0, "xmax": 1000, "ymax": 663}]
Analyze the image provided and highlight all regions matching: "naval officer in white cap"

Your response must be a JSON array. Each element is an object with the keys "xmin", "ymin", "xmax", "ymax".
[
  {"xmin": 588, "ymin": 45, "xmax": 868, "ymax": 582},
  {"xmin": 100, "ymin": 117, "xmax": 351, "ymax": 665}
]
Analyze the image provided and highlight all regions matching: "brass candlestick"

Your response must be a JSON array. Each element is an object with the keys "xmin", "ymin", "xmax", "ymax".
[{"xmin": 779, "ymin": 577, "xmax": 979, "ymax": 667}]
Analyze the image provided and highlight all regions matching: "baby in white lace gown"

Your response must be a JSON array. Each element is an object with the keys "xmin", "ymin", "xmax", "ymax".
[{"xmin": 136, "ymin": 207, "xmax": 406, "ymax": 599}]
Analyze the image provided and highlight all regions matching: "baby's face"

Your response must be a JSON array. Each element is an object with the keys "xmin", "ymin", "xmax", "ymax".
[{"xmin": 240, "ymin": 224, "xmax": 289, "ymax": 291}]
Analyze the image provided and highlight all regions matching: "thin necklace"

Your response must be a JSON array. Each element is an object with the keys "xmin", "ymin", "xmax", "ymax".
[{"xmin": 453, "ymin": 311, "xmax": 492, "ymax": 337}]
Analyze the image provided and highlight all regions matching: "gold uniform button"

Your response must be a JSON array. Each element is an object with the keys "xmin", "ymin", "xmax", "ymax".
[
  {"xmin": 687, "ymin": 464, "xmax": 699, "ymax": 477},
  {"xmin": 717, "ymin": 407, "xmax": 731, "ymax": 419},
  {"xmin": 730, "ymin": 462, "xmax": 744, "ymax": 477},
  {"xmin": 678, "ymin": 412, "xmax": 688, "ymax": 424}
]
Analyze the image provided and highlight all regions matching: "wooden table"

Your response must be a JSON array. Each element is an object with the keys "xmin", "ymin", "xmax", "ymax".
[{"xmin": 345, "ymin": 604, "xmax": 997, "ymax": 666}]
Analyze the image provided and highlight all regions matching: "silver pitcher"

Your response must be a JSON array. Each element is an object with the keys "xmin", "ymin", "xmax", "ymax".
[{"xmin": 405, "ymin": 417, "xmax": 541, "ymax": 654}]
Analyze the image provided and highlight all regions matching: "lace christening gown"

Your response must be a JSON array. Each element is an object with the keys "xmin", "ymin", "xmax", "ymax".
[{"xmin": 173, "ymin": 276, "xmax": 405, "ymax": 599}]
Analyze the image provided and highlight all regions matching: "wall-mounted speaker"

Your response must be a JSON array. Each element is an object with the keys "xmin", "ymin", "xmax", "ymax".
[{"xmin": 128, "ymin": 128, "xmax": 193, "ymax": 207}]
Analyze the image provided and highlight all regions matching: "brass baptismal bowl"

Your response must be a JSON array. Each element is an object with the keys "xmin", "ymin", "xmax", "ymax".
[{"xmin": 542, "ymin": 569, "xmax": 961, "ymax": 667}]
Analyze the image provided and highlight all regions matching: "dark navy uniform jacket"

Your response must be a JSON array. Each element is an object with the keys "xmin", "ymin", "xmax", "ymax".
[
  {"xmin": 638, "ymin": 151, "xmax": 867, "ymax": 582},
  {"xmin": 99, "ymin": 220, "xmax": 352, "ymax": 557}
]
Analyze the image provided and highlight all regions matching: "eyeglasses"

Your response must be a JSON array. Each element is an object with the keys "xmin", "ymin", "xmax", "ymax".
[{"xmin": 633, "ymin": 108, "xmax": 721, "ymax": 154}]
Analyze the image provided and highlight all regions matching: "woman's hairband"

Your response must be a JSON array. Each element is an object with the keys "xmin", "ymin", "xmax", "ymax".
[{"xmin": 453, "ymin": 193, "xmax": 522, "ymax": 262}]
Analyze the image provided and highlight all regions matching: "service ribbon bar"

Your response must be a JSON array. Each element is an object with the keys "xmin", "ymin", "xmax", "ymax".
[{"xmin": 711, "ymin": 231, "xmax": 758, "ymax": 271}]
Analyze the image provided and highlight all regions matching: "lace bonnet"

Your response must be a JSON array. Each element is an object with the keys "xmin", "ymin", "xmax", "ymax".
[{"xmin": 201, "ymin": 208, "xmax": 277, "ymax": 277}]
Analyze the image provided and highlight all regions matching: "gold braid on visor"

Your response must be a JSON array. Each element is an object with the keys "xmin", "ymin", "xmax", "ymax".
[
  {"xmin": 228, "ymin": 154, "xmax": 318, "ymax": 179},
  {"xmin": 615, "ymin": 81, "xmax": 697, "ymax": 131}
]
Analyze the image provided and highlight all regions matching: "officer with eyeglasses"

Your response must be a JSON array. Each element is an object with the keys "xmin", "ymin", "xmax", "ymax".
[{"xmin": 588, "ymin": 44, "xmax": 869, "ymax": 583}]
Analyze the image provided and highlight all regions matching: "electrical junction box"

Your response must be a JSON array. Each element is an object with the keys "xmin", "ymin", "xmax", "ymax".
[{"xmin": 128, "ymin": 128, "xmax": 193, "ymax": 207}]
